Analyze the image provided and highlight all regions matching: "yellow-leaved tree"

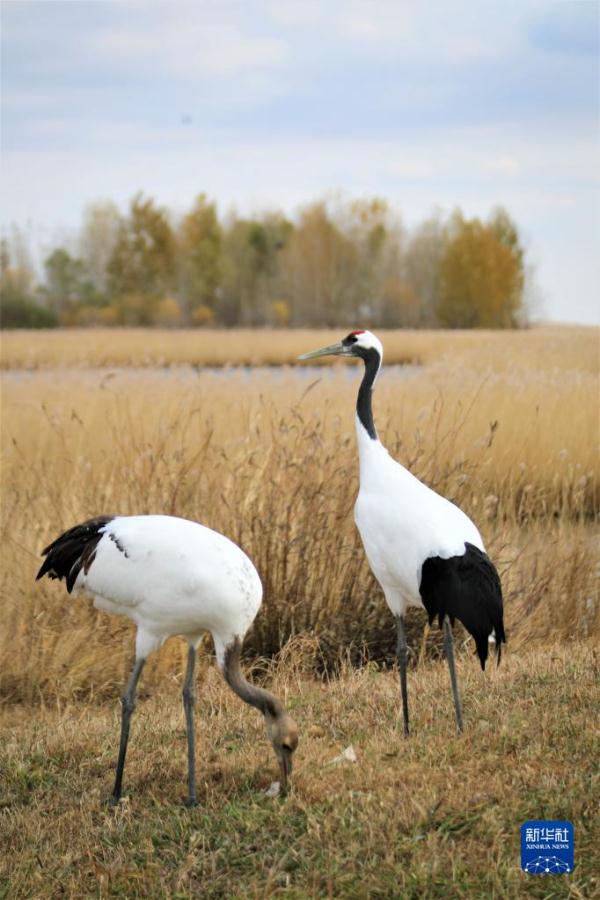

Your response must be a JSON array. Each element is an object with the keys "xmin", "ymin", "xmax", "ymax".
[{"xmin": 436, "ymin": 208, "xmax": 524, "ymax": 328}]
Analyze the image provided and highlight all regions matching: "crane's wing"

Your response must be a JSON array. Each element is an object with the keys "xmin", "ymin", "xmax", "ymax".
[
  {"xmin": 36, "ymin": 516, "xmax": 115, "ymax": 593},
  {"xmin": 419, "ymin": 543, "xmax": 505, "ymax": 669}
]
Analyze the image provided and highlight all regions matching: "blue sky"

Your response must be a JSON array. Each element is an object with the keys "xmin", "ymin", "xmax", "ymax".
[{"xmin": 1, "ymin": 0, "xmax": 598, "ymax": 323}]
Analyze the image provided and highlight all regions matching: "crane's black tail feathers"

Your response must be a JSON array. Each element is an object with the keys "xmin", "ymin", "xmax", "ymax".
[
  {"xmin": 36, "ymin": 516, "xmax": 114, "ymax": 594},
  {"xmin": 419, "ymin": 543, "xmax": 506, "ymax": 670}
]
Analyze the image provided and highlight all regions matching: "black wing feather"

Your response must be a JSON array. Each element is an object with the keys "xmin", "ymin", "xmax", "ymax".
[
  {"xmin": 419, "ymin": 542, "xmax": 506, "ymax": 669},
  {"xmin": 36, "ymin": 516, "xmax": 114, "ymax": 594}
]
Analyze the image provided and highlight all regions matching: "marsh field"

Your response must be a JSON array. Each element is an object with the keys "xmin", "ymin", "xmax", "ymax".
[{"xmin": 1, "ymin": 325, "xmax": 598, "ymax": 898}]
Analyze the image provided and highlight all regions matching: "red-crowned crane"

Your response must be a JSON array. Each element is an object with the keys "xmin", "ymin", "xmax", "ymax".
[
  {"xmin": 37, "ymin": 515, "xmax": 298, "ymax": 805},
  {"xmin": 299, "ymin": 330, "xmax": 505, "ymax": 735}
]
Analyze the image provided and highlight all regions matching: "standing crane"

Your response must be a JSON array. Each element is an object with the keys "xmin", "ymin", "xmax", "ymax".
[
  {"xmin": 299, "ymin": 330, "xmax": 505, "ymax": 735},
  {"xmin": 37, "ymin": 515, "xmax": 298, "ymax": 805}
]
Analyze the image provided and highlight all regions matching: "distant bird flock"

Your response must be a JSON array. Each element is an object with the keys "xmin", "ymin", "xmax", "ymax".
[{"xmin": 37, "ymin": 331, "xmax": 505, "ymax": 804}]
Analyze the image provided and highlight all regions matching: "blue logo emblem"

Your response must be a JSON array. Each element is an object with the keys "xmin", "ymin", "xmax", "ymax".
[{"xmin": 521, "ymin": 820, "xmax": 574, "ymax": 874}]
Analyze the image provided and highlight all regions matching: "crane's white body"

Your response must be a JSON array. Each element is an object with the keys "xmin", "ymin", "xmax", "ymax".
[
  {"xmin": 73, "ymin": 515, "xmax": 262, "ymax": 662},
  {"xmin": 354, "ymin": 420, "xmax": 484, "ymax": 618}
]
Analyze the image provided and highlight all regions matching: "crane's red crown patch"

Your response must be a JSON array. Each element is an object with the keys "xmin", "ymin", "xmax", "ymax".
[{"xmin": 349, "ymin": 330, "xmax": 365, "ymax": 336}]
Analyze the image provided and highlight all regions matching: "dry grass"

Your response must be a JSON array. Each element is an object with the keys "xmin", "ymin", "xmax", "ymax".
[
  {"xmin": 1, "ymin": 327, "xmax": 599, "ymax": 702},
  {"xmin": 1, "ymin": 324, "xmax": 598, "ymax": 372},
  {"xmin": 1, "ymin": 326, "xmax": 598, "ymax": 896},
  {"xmin": 1, "ymin": 643, "xmax": 598, "ymax": 898}
]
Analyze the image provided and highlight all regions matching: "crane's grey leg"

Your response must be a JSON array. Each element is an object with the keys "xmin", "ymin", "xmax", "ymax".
[
  {"xmin": 182, "ymin": 644, "xmax": 197, "ymax": 807},
  {"xmin": 110, "ymin": 657, "xmax": 146, "ymax": 806},
  {"xmin": 395, "ymin": 615, "xmax": 410, "ymax": 737},
  {"xmin": 442, "ymin": 617, "xmax": 464, "ymax": 734}
]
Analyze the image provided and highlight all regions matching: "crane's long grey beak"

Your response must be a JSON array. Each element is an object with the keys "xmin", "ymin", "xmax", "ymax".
[
  {"xmin": 297, "ymin": 341, "xmax": 347, "ymax": 360},
  {"xmin": 279, "ymin": 748, "xmax": 293, "ymax": 793}
]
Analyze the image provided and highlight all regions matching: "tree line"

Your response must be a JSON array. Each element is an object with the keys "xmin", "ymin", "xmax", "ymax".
[{"xmin": 1, "ymin": 193, "xmax": 527, "ymax": 329}]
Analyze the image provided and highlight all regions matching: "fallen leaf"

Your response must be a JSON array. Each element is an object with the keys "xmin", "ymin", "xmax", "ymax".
[
  {"xmin": 265, "ymin": 781, "xmax": 281, "ymax": 797},
  {"xmin": 328, "ymin": 745, "xmax": 357, "ymax": 765}
]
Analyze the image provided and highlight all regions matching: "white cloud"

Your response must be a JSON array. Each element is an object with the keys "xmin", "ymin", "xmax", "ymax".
[
  {"xmin": 480, "ymin": 155, "xmax": 522, "ymax": 177},
  {"xmin": 264, "ymin": 0, "xmax": 513, "ymax": 62},
  {"xmin": 91, "ymin": 20, "xmax": 289, "ymax": 78},
  {"xmin": 265, "ymin": 0, "xmax": 326, "ymax": 29},
  {"xmin": 388, "ymin": 159, "xmax": 435, "ymax": 179},
  {"xmin": 338, "ymin": 14, "xmax": 387, "ymax": 40}
]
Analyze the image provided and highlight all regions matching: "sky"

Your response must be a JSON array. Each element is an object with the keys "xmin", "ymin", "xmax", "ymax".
[{"xmin": 1, "ymin": 0, "xmax": 598, "ymax": 324}]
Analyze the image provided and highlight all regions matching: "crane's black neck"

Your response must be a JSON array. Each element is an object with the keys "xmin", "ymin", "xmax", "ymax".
[{"xmin": 355, "ymin": 347, "xmax": 381, "ymax": 440}]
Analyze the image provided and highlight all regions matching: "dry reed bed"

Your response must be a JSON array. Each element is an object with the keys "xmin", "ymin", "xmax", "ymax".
[
  {"xmin": 2, "ymin": 328, "xmax": 598, "ymax": 702},
  {"xmin": 1, "ymin": 643, "xmax": 597, "ymax": 897},
  {"xmin": 1, "ymin": 324, "xmax": 598, "ymax": 372}
]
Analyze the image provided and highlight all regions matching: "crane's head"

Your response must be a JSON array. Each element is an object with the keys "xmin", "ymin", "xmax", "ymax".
[
  {"xmin": 297, "ymin": 329, "xmax": 383, "ymax": 363},
  {"xmin": 265, "ymin": 710, "xmax": 299, "ymax": 793}
]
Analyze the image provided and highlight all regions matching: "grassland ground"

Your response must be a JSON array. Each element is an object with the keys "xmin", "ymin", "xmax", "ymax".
[
  {"xmin": 1, "ymin": 644, "xmax": 598, "ymax": 898},
  {"xmin": 1, "ymin": 325, "xmax": 598, "ymax": 896}
]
